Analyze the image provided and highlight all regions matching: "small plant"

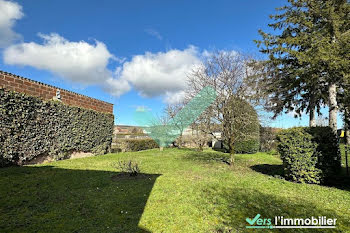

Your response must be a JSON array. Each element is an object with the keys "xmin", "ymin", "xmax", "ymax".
[{"xmin": 114, "ymin": 160, "xmax": 141, "ymax": 176}]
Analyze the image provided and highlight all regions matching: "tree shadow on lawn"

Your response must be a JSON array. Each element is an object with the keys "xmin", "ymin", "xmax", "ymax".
[
  {"xmin": 203, "ymin": 186, "xmax": 349, "ymax": 233},
  {"xmin": 251, "ymin": 164, "xmax": 350, "ymax": 192},
  {"xmin": 182, "ymin": 151, "xmax": 231, "ymax": 165},
  {"xmin": 250, "ymin": 164, "xmax": 284, "ymax": 177},
  {"xmin": 0, "ymin": 166, "xmax": 161, "ymax": 233}
]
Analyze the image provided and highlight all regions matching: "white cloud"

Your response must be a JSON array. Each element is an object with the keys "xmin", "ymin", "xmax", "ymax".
[
  {"xmin": 2, "ymin": 27, "xmax": 212, "ymax": 103},
  {"xmin": 4, "ymin": 33, "xmax": 113, "ymax": 84},
  {"xmin": 117, "ymin": 46, "xmax": 201, "ymax": 102},
  {"xmin": 164, "ymin": 90, "xmax": 186, "ymax": 104},
  {"xmin": 0, "ymin": 0, "xmax": 234, "ymax": 104},
  {"xmin": 3, "ymin": 32, "xmax": 202, "ymax": 101},
  {"xmin": 3, "ymin": 33, "xmax": 130, "ymax": 96},
  {"xmin": 145, "ymin": 28, "xmax": 162, "ymax": 40},
  {"xmin": 104, "ymin": 78, "xmax": 131, "ymax": 97},
  {"xmin": 0, "ymin": 0, "xmax": 23, "ymax": 48}
]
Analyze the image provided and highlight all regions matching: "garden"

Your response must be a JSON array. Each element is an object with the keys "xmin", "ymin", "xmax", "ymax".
[
  {"xmin": 1, "ymin": 148, "xmax": 349, "ymax": 233},
  {"xmin": 1, "ymin": 0, "xmax": 349, "ymax": 232}
]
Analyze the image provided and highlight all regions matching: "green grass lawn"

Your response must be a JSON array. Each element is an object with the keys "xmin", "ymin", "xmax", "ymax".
[{"xmin": 1, "ymin": 148, "xmax": 349, "ymax": 232}]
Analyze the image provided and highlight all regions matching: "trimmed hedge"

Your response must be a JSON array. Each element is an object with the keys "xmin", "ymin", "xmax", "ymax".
[
  {"xmin": 223, "ymin": 98, "xmax": 260, "ymax": 154},
  {"xmin": 308, "ymin": 127, "xmax": 341, "ymax": 178},
  {"xmin": 0, "ymin": 88, "xmax": 114, "ymax": 167},
  {"xmin": 112, "ymin": 138, "xmax": 159, "ymax": 152},
  {"xmin": 277, "ymin": 128, "xmax": 322, "ymax": 184},
  {"xmin": 277, "ymin": 127, "xmax": 341, "ymax": 184},
  {"xmin": 234, "ymin": 139, "xmax": 260, "ymax": 154}
]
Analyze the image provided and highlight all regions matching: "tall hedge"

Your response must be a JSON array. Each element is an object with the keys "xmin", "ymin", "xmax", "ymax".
[
  {"xmin": 277, "ymin": 127, "xmax": 341, "ymax": 184},
  {"xmin": 0, "ymin": 89, "xmax": 114, "ymax": 167}
]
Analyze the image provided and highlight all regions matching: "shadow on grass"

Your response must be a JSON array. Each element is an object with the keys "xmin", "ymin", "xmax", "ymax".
[
  {"xmin": 251, "ymin": 164, "xmax": 350, "ymax": 192},
  {"xmin": 203, "ymin": 186, "xmax": 349, "ymax": 233},
  {"xmin": 0, "ymin": 166, "xmax": 160, "ymax": 233},
  {"xmin": 183, "ymin": 151, "xmax": 231, "ymax": 165},
  {"xmin": 323, "ymin": 175, "xmax": 350, "ymax": 192},
  {"xmin": 250, "ymin": 164, "xmax": 284, "ymax": 177}
]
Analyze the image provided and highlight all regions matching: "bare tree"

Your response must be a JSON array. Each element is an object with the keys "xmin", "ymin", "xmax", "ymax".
[
  {"xmin": 185, "ymin": 51, "xmax": 261, "ymax": 162},
  {"xmin": 186, "ymin": 51, "xmax": 247, "ymax": 133},
  {"xmin": 165, "ymin": 103, "xmax": 186, "ymax": 148}
]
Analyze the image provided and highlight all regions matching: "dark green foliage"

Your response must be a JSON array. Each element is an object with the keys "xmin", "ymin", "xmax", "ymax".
[
  {"xmin": 277, "ymin": 128, "xmax": 322, "ymax": 184},
  {"xmin": 222, "ymin": 97, "xmax": 260, "ymax": 155},
  {"xmin": 277, "ymin": 127, "xmax": 341, "ymax": 184},
  {"xmin": 308, "ymin": 127, "xmax": 342, "ymax": 178},
  {"xmin": 256, "ymin": 0, "xmax": 350, "ymax": 123},
  {"xmin": 259, "ymin": 126, "xmax": 280, "ymax": 152},
  {"xmin": 234, "ymin": 139, "xmax": 260, "ymax": 154},
  {"xmin": 0, "ymin": 89, "xmax": 114, "ymax": 166},
  {"xmin": 125, "ymin": 139, "xmax": 159, "ymax": 151},
  {"xmin": 113, "ymin": 138, "xmax": 159, "ymax": 152}
]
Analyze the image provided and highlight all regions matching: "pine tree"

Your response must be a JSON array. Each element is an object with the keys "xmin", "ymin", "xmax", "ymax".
[{"xmin": 256, "ymin": 0, "xmax": 349, "ymax": 132}]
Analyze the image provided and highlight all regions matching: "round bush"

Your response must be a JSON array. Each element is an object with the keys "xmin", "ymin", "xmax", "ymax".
[{"xmin": 222, "ymin": 98, "xmax": 260, "ymax": 154}]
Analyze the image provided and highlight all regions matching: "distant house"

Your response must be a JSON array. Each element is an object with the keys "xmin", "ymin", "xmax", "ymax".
[
  {"xmin": 114, "ymin": 125, "xmax": 132, "ymax": 134},
  {"xmin": 114, "ymin": 125, "xmax": 149, "ymax": 139}
]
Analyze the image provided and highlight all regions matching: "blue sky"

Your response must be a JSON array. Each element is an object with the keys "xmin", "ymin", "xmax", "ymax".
[{"xmin": 0, "ymin": 0, "xmax": 343, "ymax": 128}]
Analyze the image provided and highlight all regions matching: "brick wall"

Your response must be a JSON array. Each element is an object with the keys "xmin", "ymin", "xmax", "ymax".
[{"xmin": 0, "ymin": 71, "xmax": 113, "ymax": 114}]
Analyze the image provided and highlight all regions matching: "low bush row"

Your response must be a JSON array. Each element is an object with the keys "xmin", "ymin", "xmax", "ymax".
[{"xmin": 112, "ymin": 138, "xmax": 159, "ymax": 152}]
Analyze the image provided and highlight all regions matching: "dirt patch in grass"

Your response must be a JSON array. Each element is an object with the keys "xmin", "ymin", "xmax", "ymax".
[
  {"xmin": 24, "ymin": 153, "xmax": 53, "ymax": 165},
  {"xmin": 69, "ymin": 151, "xmax": 94, "ymax": 159}
]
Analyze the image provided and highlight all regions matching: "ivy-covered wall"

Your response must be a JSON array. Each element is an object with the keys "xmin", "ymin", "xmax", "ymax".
[{"xmin": 0, "ymin": 88, "xmax": 114, "ymax": 167}]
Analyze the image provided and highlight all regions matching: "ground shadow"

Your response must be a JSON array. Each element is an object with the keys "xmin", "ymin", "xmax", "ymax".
[
  {"xmin": 323, "ymin": 175, "xmax": 350, "ymax": 192},
  {"xmin": 0, "ymin": 166, "xmax": 161, "ymax": 233},
  {"xmin": 183, "ymin": 151, "xmax": 231, "ymax": 165},
  {"xmin": 202, "ymin": 185, "xmax": 349, "ymax": 233},
  {"xmin": 251, "ymin": 164, "xmax": 350, "ymax": 192},
  {"xmin": 250, "ymin": 164, "xmax": 284, "ymax": 177}
]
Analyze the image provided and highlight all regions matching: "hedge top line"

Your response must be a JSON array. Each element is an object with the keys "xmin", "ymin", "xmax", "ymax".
[{"xmin": 0, "ymin": 70, "xmax": 113, "ymax": 114}]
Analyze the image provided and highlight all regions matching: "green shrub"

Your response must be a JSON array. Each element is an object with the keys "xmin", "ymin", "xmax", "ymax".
[
  {"xmin": 113, "ymin": 138, "xmax": 159, "ymax": 152},
  {"xmin": 259, "ymin": 126, "xmax": 280, "ymax": 152},
  {"xmin": 277, "ymin": 127, "xmax": 341, "ymax": 184},
  {"xmin": 277, "ymin": 128, "xmax": 322, "ymax": 184},
  {"xmin": 222, "ymin": 98, "xmax": 260, "ymax": 154},
  {"xmin": 308, "ymin": 127, "xmax": 341, "ymax": 178},
  {"xmin": 113, "ymin": 160, "xmax": 141, "ymax": 176},
  {"xmin": 0, "ymin": 89, "xmax": 114, "ymax": 167},
  {"xmin": 234, "ymin": 139, "xmax": 260, "ymax": 154}
]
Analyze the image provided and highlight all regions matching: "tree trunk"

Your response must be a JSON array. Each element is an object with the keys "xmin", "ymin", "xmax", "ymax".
[
  {"xmin": 309, "ymin": 106, "xmax": 316, "ymax": 127},
  {"xmin": 329, "ymin": 83, "xmax": 338, "ymax": 135},
  {"xmin": 229, "ymin": 144, "xmax": 235, "ymax": 166},
  {"xmin": 345, "ymin": 108, "xmax": 350, "ymax": 145},
  {"xmin": 230, "ymin": 152, "xmax": 235, "ymax": 166}
]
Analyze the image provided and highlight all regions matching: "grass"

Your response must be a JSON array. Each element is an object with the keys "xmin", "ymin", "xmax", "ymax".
[{"xmin": 0, "ymin": 148, "xmax": 350, "ymax": 232}]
